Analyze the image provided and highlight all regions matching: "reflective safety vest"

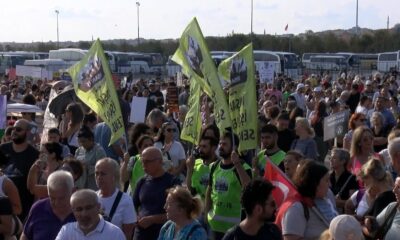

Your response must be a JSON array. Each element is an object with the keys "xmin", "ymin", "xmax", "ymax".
[
  {"xmin": 207, "ymin": 161, "xmax": 251, "ymax": 233},
  {"xmin": 191, "ymin": 159, "xmax": 210, "ymax": 200},
  {"xmin": 130, "ymin": 154, "xmax": 145, "ymax": 193},
  {"xmin": 257, "ymin": 149, "xmax": 286, "ymax": 175}
]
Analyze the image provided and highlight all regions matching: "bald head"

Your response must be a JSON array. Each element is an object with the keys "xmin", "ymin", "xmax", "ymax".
[
  {"xmin": 141, "ymin": 146, "xmax": 163, "ymax": 161},
  {"xmin": 141, "ymin": 147, "xmax": 164, "ymax": 177}
]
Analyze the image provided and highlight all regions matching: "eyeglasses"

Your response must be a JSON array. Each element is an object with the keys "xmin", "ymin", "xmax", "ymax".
[
  {"xmin": 72, "ymin": 204, "xmax": 97, "ymax": 213},
  {"xmin": 166, "ymin": 128, "xmax": 176, "ymax": 133},
  {"xmin": 358, "ymin": 118, "xmax": 367, "ymax": 122}
]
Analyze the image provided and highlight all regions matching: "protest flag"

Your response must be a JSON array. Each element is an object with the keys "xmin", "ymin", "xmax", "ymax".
[
  {"xmin": 180, "ymin": 75, "xmax": 202, "ymax": 145},
  {"xmin": 218, "ymin": 43, "xmax": 258, "ymax": 152},
  {"xmin": 171, "ymin": 17, "xmax": 232, "ymax": 132},
  {"xmin": 264, "ymin": 158, "xmax": 298, "ymax": 208},
  {"xmin": 68, "ymin": 39, "xmax": 125, "ymax": 146}
]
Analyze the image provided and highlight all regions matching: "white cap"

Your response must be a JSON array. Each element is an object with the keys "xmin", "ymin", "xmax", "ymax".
[{"xmin": 296, "ymin": 83, "xmax": 305, "ymax": 91}]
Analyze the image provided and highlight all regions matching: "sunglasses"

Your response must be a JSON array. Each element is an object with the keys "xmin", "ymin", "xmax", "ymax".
[{"xmin": 166, "ymin": 128, "xmax": 176, "ymax": 133}]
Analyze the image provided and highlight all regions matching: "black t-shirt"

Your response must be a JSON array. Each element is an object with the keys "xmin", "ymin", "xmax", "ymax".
[
  {"xmin": 0, "ymin": 197, "xmax": 13, "ymax": 240},
  {"xmin": 222, "ymin": 223, "xmax": 282, "ymax": 240},
  {"xmin": 0, "ymin": 142, "xmax": 39, "ymax": 220},
  {"xmin": 366, "ymin": 190, "xmax": 396, "ymax": 217},
  {"xmin": 330, "ymin": 170, "xmax": 358, "ymax": 200},
  {"xmin": 277, "ymin": 129, "xmax": 296, "ymax": 152},
  {"xmin": 133, "ymin": 172, "xmax": 181, "ymax": 240}
]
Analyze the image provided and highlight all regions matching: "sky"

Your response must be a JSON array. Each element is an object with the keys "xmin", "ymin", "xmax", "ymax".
[{"xmin": 1, "ymin": 0, "xmax": 399, "ymax": 43}]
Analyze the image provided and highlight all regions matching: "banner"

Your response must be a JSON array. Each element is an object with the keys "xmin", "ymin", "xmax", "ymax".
[
  {"xmin": 171, "ymin": 17, "xmax": 231, "ymax": 132},
  {"xmin": 218, "ymin": 43, "xmax": 258, "ymax": 152},
  {"xmin": 323, "ymin": 110, "xmax": 350, "ymax": 141},
  {"xmin": 180, "ymin": 77, "xmax": 202, "ymax": 145},
  {"xmin": 264, "ymin": 158, "xmax": 298, "ymax": 208},
  {"xmin": 68, "ymin": 39, "xmax": 125, "ymax": 145}
]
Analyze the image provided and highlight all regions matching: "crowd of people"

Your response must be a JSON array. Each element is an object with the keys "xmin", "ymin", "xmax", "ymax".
[{"xmin": 1, "ymin": 70, "xmax": 400, "ymax": 240}]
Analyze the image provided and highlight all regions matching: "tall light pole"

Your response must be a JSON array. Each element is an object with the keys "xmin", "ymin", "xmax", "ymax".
[
  {"xmin": 55, "ymin": 10, "xmax": 59, "ymax": 48},
  {"xmin": 136, "ymin": 2, "xmax": 140, "ymax": 46},
  {"xmin": 355, "ymin": 0, "xmax": 359, "ymax": 35},
  {"xmin": 251, "ymin": 0, "xmax": 253, "ymax": 36}
]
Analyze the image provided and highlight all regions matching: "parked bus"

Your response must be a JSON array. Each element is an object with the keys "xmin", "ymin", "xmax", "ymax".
[
  {"xmin": 0, "ymin": 51, "xmax": 43, "ymax": 76},
  {"xmin": 377, "ymin": 51, "xmax": 399, "ymax": 73},
  {"xmin": 253, "ymin": 50, "xmax": 300, "ymax": 79}
]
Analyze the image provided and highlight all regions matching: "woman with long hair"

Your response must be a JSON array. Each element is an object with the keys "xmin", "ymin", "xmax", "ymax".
[
  {"xmin": 154, "ymin": 122, "xmax": 186, "ymax": 178},
  {"xmin": 309, "ymin": 100, "xmax": 329, "ymax": 162},
  {"xmin": 27, "ymin": 142, "xmax": 64, "ymax": 199},
  {"xmin": 345, "ymin": 158, "xmax": 394, "ymax": 218},
  {"xmin": 276, "ymin": 160, "xmax": 336, "ymax": 240},
  {"xmin": 158, "ymin": 186, "xmax": 207, "ymax": 240},
  {"xmin": 290, "ymin": 117, "xmax": 319, "ymax": 161},
  {"xmin": 343, "ymin": 113, "xmax": 367, "ymax": 151},
  {"xmin": 350, "ymin": 126, "xmax": 379, "ymax": 177}
]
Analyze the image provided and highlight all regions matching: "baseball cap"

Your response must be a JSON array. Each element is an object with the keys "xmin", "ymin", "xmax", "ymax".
[
  {"xmin": 296, "ymin": 83, "xmax": 305, "ymax": 91},
  {"xmin": 365, "ymin": 80, "xmax": 372, "ymax": 86}
]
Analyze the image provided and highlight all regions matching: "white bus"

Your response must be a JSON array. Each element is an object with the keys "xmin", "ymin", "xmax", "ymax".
[
  {"xmin": 377, "ymin": 51, "xmax": 399, "ymax": 73},
  {"xmin": 0, "ymin": 51, "xmax": 44, "ymax": 75},
  {"xmin": 253, "ymin": 50, "xmax": 300, "ymax": 79},
  {"xmin": 306, "ymin": 55, "xmax": 348, "ymax": 71}
]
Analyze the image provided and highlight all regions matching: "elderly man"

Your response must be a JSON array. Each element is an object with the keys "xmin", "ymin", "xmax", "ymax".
[
  {"xmin": 0, "ymin": 119, "xmax": 39, "ymax": 220},
  {"xmin": 56, "ymin": 189, "xmax": 125, "ymax": 240},
  {"xmin": 95, "ymin": 158, "xmax": 136, "ymax": 239},
  {"xmin": 21, "ymin": 171, "xmax": 76, "ymax": 240},
  {"xmin": 133, "ymin": 147, "xmax": 181, "ymax": 240}
]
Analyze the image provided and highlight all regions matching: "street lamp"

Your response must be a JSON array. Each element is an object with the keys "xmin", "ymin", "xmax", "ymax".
[
  {"xmin": 136, "ymin": 2, "xmax": 140, "ymax": 46},
  {"xmin": 251, "ymin": 0, "xmax": 253, "ymax": 35},
  {"xmin": 55, "ymin": 10, "xmax": 59, "ymax": 48}
]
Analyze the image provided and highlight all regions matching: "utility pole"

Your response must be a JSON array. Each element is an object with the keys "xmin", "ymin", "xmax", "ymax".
[
  {"xmin": 136, "ymin": 2, "xmax": 140, "ymax": 46},
  {"xmin": 355, "ymin": 0, "xmax": 359, "ymax": 35},
  {"xmin": 55, "ymin": 10, "xmax": 59, "ymax": 48},
  {"xmin": 387, "ymin": 16, "xmax": 390, "ymax": 30}
]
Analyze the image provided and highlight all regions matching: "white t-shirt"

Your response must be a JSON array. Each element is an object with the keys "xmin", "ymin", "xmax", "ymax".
[
  {"xmin": 154, "ymin": 140, "xmax": 186, "ymax": 168},
  {"xmin": 282, "ymin": 202, "xmax": 328, "ymax": 240},
  {"xmin": 97, "ymin": 189, "xmax": 137, "ymax": 228}
]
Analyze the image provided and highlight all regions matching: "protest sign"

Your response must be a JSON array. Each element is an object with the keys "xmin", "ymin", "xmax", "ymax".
[
  {"xmin": 129, "ymin": 97, "xmax": 148, "ymax": 124},
  {"xmin": 172, "ymin": 17, "xmax": 232, "ymax": 132},
  {"xmin": 167, "ymin": 86, "xmax": 179, "ymax": 113},
  {"xmin": 68, "ymin": 39, "xmax": 125, "ymax": 145},
  {"xmin": 323, "ymin": 110, "xmax": 350, "ymax": 141},
  {"xmin": 258, "ymin": 62, "xmax": 275, "ymax": 84},
  {"xmin": 218, "ymin": 43, "xmax": 258, "ymax": 151}
]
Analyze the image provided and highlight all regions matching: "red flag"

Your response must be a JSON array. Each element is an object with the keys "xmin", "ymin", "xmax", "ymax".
[
  {"xmin": 263, "ymin": 158, "xmax": 297, "ymax": 208},
  {"xmin": 284, "ymin": 24, "xmax": 288, "ymax": 31}
]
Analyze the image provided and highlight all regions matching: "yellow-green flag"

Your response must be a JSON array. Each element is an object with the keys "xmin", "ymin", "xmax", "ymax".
[
  {"xmin": 172, "ymin": 17, "xmax": 231, "ymax": 132},
  {"xmin": 218, "ymin": 43, "xmax": 258, "ymax": 152},
  {"xmin": 68, "ymin": 39, "xmax": 125, "ymax": 146},
  {"xmin": 180, "ymin": 76, "xmax": 202, "ymax": 145}
]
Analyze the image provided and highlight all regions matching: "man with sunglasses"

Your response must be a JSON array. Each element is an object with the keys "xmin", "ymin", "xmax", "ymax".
[{"xmin": 0, "ymin": 119, "xmax": 39, "ymax": 220}]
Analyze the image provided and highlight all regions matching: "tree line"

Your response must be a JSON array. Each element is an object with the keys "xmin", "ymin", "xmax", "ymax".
[{"xmin": 1, "ymin": 27, "xmax": 400, "ymax": 58}]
